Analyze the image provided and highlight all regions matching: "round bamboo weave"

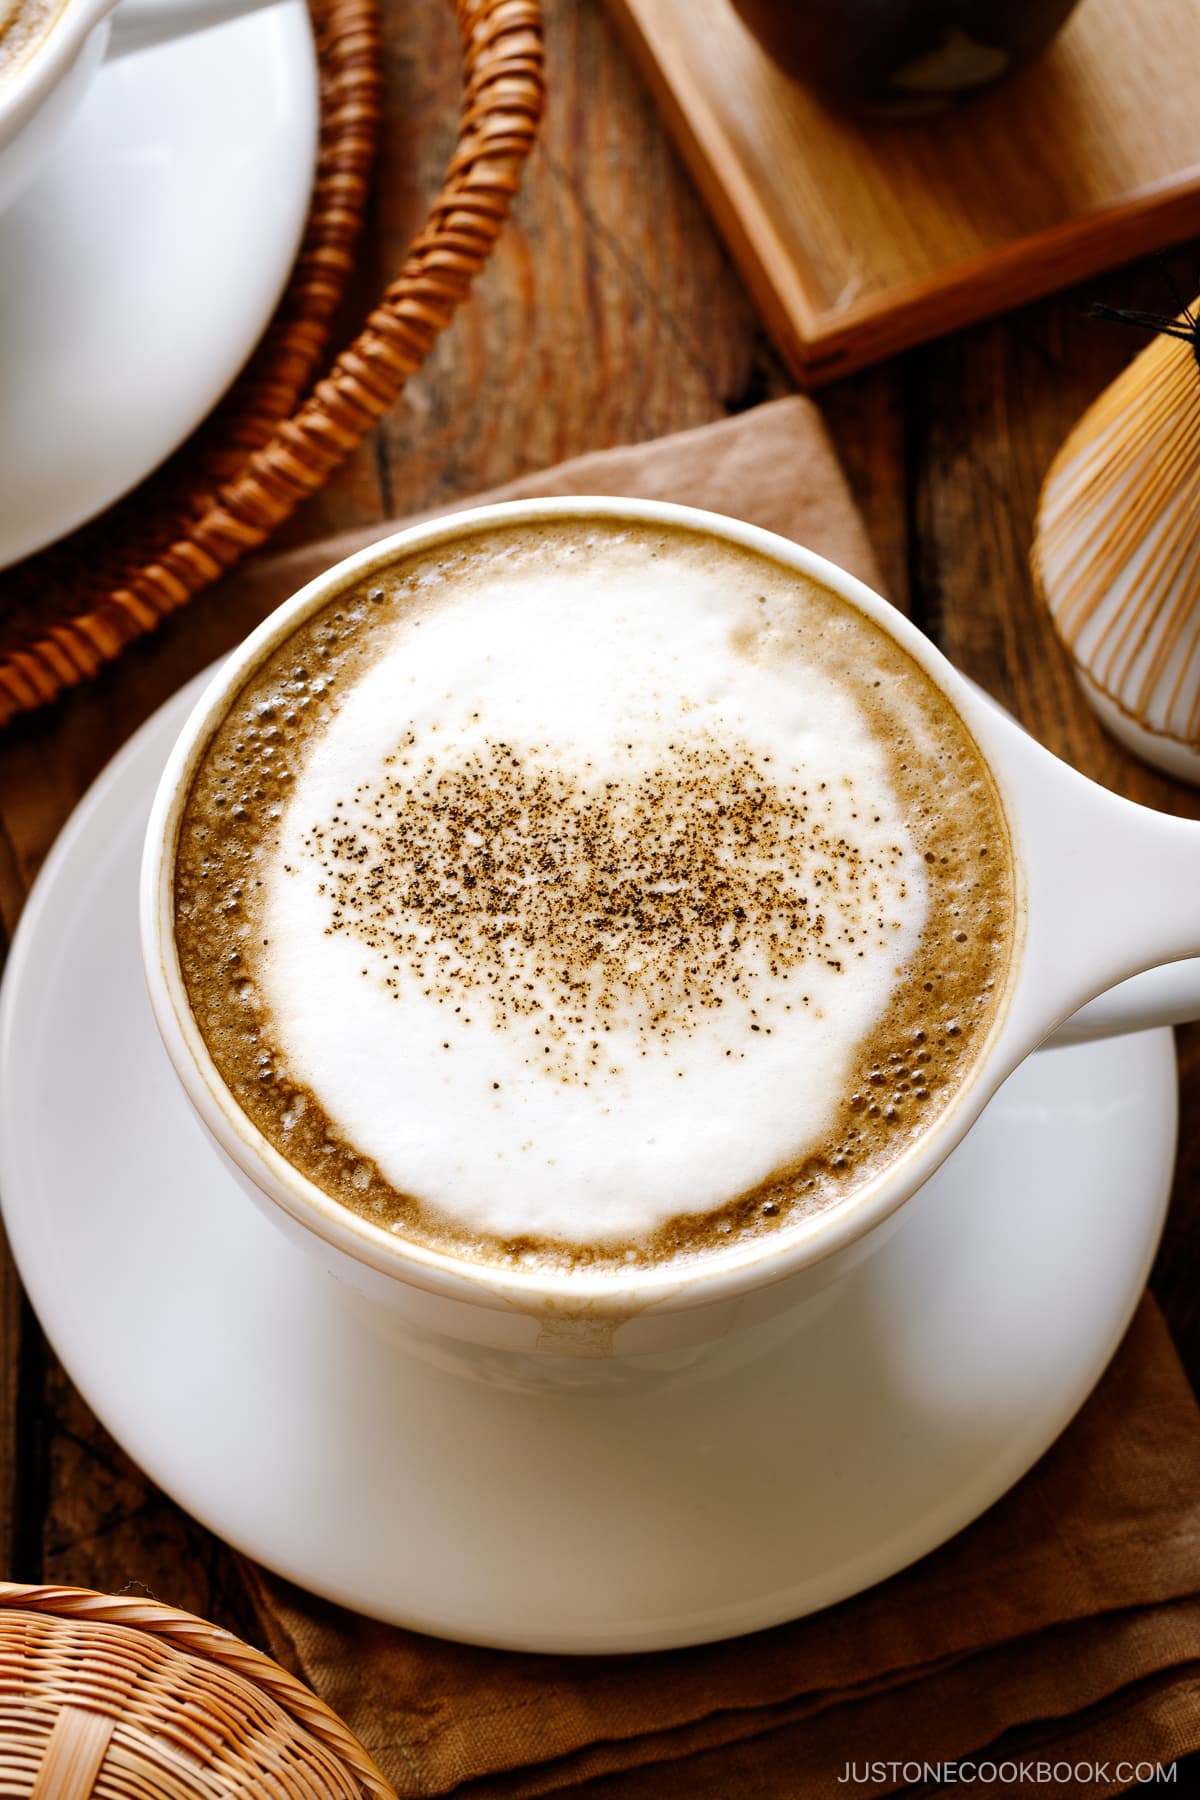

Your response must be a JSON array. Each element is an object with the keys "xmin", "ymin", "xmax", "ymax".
[
  {"xmin": 0, "ymin": 1582, "xmax": 398, "ymax": 1798},
  {"xmin": 0, "ymin": 0, "xmax": 545, "ymax": 728}
]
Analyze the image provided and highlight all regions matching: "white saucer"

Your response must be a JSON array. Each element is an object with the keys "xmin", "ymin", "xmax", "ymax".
[
  {"xmin": 0, "ymin": 5, "xmax": 318, "ymax": 570},
  {"xmin": 0, "ymin": 677, "xmax": 1179, "ymax": 1654}
]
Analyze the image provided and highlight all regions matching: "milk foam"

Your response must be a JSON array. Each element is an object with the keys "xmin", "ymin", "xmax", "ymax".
[{"xmin": 255, "ymin": 530, "xmax": 930, "ymax": 1246}]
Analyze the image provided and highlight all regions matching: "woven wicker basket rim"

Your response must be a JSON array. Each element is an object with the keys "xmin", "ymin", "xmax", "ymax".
[
  {"xmin": 0, "ymin": 1581, "xmax": 398, "ymax": 1798},
  {"xmin": 0, "ymin": 0, "xmax": 545, "ymax": 728}
]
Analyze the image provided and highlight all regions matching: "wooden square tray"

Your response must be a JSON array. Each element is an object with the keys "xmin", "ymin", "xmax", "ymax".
[{"xmin": 608, "ymin": 0, "xmax": 1200, "ymax": 384}]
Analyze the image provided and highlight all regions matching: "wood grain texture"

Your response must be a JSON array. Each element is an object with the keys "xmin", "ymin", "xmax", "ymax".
[
  {"xmin": 358, "ymin": 0, "xmax": 792, "ymax": 525},
  {"xmin": 818, "ymin": 363, "xmax": 912, "ymax": 616},
  {"xmin": 0, "ymin": 5, "xmax": 1196, "ymax": 1737},
  {"xmin": 270, "ymin": 0, "xmax": 796, "ymax": 550},
  {"xmin": 608, "ymin": 0, "xmax": 1200, "ymax": 383}
]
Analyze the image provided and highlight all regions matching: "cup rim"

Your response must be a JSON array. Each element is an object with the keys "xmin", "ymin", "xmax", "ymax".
[
  {"xmin": 140, "ymin": 495, "xmax": 1026, "ymax": 1315},
  {"xmin": 0, "ymin": 1, "xmax": 108, "ymax": 136}
]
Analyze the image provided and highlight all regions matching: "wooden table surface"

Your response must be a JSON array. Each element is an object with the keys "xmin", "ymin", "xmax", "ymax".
[{"xmin": 0, "ymin": 0, "xmax": 1197, "ymax": 1742}]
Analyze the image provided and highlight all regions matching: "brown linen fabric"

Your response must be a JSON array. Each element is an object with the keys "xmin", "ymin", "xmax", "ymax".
[
  {"xmin": 193, "ymin": 396, "xmax": 883, "ymax": 634},
  {"xmin": 220, "ymin": 398, "xmax": 1200, "ymax": 1795}
]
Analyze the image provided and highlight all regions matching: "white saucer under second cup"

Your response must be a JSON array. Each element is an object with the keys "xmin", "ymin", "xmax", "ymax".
[
  {"xmin": 0, "ymin": 3, "xmax": 318, "ymax": 569},
  {"xmin": 0, "ymin": 676, "xmax": 1179, "ymax": 1653}
]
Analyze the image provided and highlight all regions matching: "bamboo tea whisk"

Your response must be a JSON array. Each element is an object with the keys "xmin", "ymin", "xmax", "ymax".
[{"xmin": 1032, "ymin": 298, "xmax": 1200, "ymax": 784}]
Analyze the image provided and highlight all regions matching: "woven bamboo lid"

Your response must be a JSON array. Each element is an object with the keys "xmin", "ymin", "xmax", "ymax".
[
  {"xmin": 0, "ymin": 1582, "xmax": 398, "ymax": 1798},
  {"xmin": 0, "ymin": 0, "xmax": 544, "ymax": 727}
]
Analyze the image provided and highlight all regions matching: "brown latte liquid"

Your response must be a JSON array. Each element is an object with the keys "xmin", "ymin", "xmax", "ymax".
[{"xmin": 172, "ymin": 520, "xmax": 1017, "ymax": 1272}]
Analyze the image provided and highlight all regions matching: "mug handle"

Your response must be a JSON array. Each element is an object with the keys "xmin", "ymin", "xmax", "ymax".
[
  {"xmin": 106, "ymin": 0, "xmax": 289, "ymax": 58},
  {"xmin": 962, "ymin": 678, "xmax": 1200, "ymax": 1047},
  {"xmin": 1048, "ymin": 959, "xmax": 1200, "ymax": 1045}
]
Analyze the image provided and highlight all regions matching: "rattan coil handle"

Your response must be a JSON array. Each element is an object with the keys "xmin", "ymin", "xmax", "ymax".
[
  {"xmin": 0, "ymin": 1582, "xmax": 399, "ymax": 1798},
  {"xmin": 0, "ymin": 0, "xmax": 544, "ymax": 725}
]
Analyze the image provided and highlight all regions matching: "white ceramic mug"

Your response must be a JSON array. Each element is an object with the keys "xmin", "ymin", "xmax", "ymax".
[
  {"xmin": 0, "ymin": 0, "xmax": 284, "ymax": 213},
  {"xmin": 140, "ymin": 498, "xmax": 1200, "ymax": 1368}
]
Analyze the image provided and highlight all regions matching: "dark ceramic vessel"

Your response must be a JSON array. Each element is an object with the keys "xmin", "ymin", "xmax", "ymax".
[{"xmin": 728, "ymin": 0, "xmax": 1083, "ymax": 117}]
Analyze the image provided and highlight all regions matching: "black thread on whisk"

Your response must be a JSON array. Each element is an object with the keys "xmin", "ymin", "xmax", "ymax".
[{"xmin": 1088, "ymin": 261, "xmax": 1200, "ymax": 371}]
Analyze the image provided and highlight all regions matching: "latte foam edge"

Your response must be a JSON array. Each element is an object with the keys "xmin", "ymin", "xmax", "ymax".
[{"xmin": 173, "ymin": 521, "xmax": 1015, "ymax": 1271}]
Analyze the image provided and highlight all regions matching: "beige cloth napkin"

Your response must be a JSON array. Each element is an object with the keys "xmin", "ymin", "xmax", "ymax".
[{"xmin": 217, "ymin": 399, "xmax": 1200, "ymax": 1797}]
